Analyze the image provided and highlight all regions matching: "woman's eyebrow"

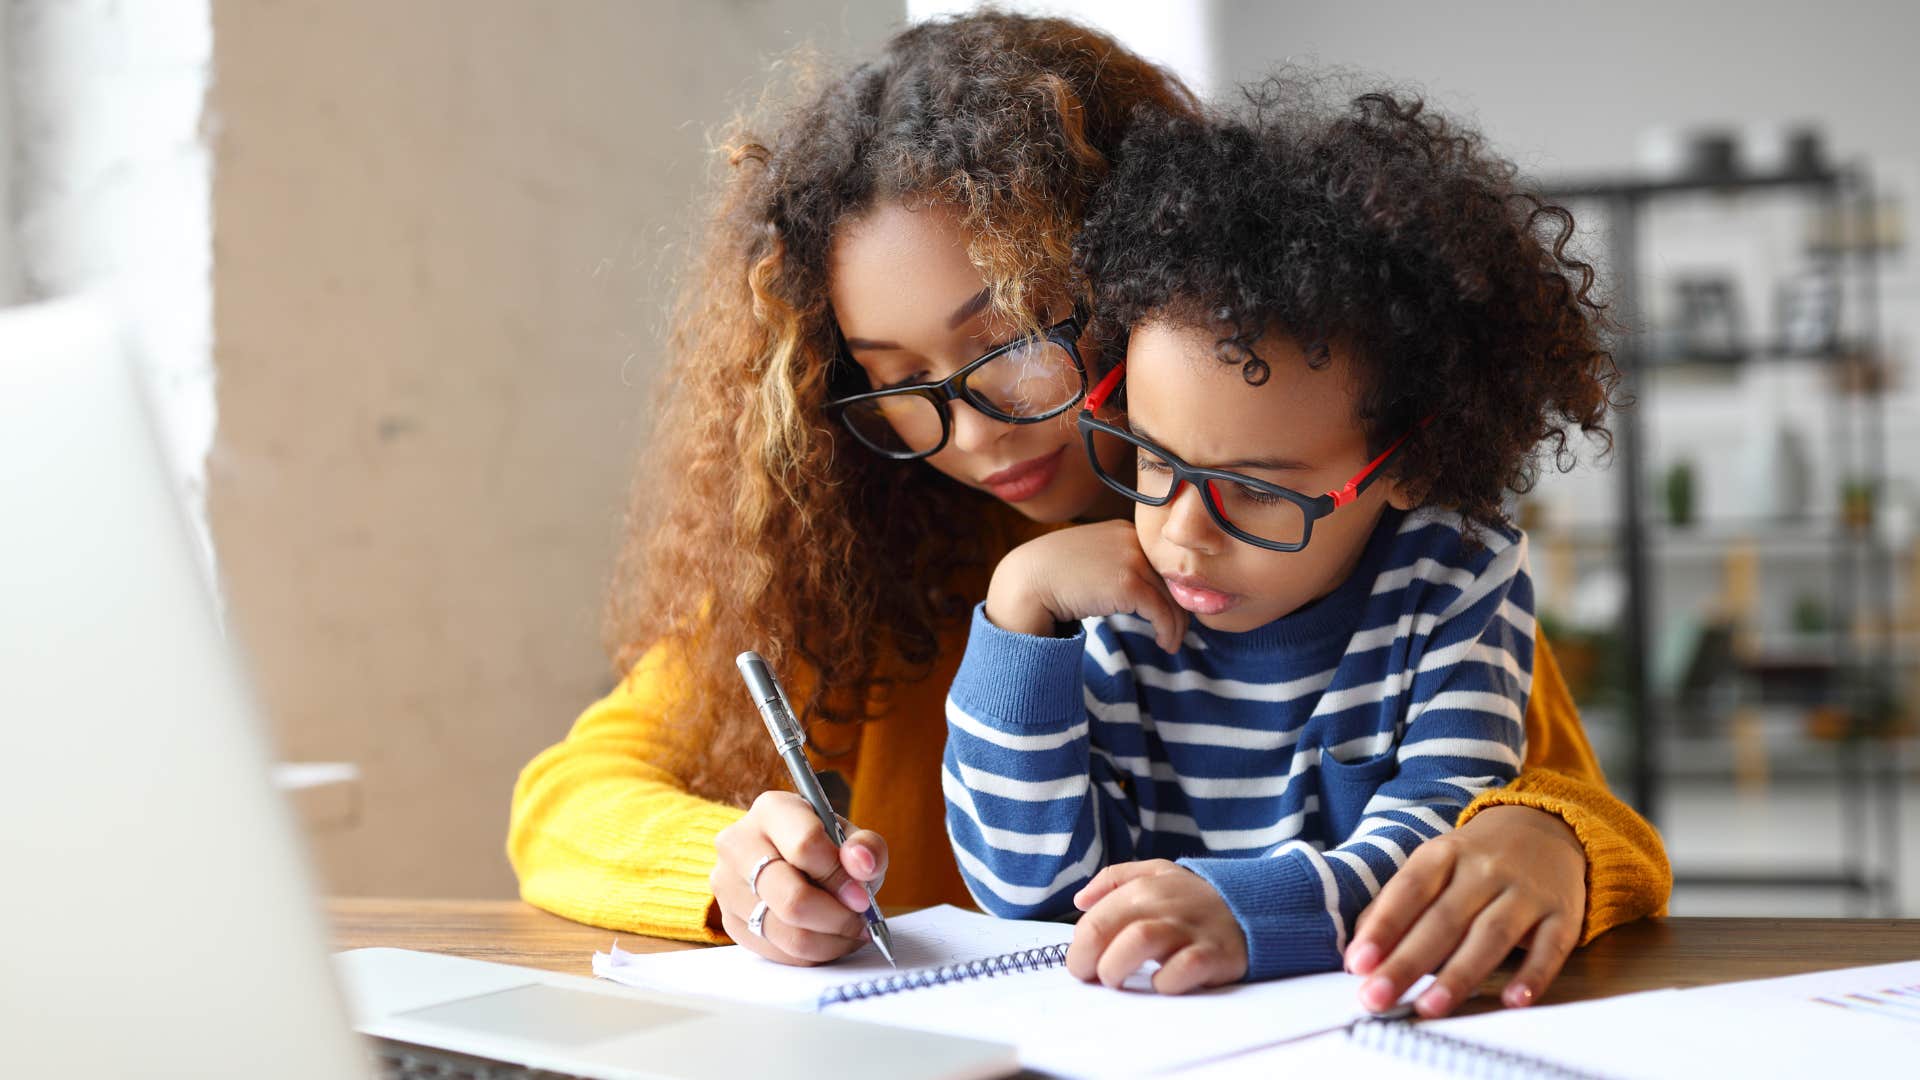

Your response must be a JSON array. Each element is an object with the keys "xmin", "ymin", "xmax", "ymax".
[
  {"xmin": 842, "ymin": 286, "xmax": 994, "ymax": 352},
  {"xmin": 945, "ymin": 286, "xmax": 993, "ymax": 329},
  {"xmin": 1129, "ymin": 420, "xmax": 1310, "ymax": 471}
]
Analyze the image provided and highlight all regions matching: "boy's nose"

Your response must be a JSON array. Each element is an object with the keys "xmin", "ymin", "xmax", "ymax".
[{"xmin": 1159, "ymin": 481, "xmax": 1225, "ymax": 554}]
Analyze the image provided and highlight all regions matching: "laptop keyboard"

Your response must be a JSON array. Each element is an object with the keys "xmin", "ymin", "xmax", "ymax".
[{"xmin": 371, "ymin": 1037, "xmax": 584, "ymax": 1079}]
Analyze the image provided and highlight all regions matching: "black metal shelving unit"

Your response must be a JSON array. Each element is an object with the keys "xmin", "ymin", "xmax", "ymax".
[{"xmin": 1538, "ymin": 162, "xmax": 1904, "ymax": 914}]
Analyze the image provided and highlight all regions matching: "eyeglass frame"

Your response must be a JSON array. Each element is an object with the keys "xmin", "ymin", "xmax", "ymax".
[
  {"xmin": 824, "ymin": 313, "xmax": 1089, "ymax": 461},
  {"xmin": 1075, "ymin": 360, "xmax": 1422, "ymax": 553}
]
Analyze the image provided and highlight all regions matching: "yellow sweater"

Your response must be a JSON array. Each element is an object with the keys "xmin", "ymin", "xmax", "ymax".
[{"xmin": 509, "ymin": 622, "xmax": 1669, "ymax": 947}]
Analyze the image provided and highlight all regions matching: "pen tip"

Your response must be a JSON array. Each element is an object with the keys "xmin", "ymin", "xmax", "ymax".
[{"xmin": 871, "ymin": 925, "xmax": 897, "ymax": 968}]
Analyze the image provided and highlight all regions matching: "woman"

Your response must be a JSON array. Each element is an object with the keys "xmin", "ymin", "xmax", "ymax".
[{"xmin": 508, "ymin": 12, "xmax": 1668, "ymax": 1017}]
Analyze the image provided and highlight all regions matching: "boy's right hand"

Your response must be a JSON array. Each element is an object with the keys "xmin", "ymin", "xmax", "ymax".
[
  {"xmin": 711, "ymin": 791, "xmax": 887, "ymax": 965},
  {"xmin": 984, "ymin": 520, "xmax": 1189, "ymax": 652}
]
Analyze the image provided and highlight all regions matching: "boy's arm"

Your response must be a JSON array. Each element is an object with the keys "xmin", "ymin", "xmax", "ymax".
[
  {"xmin": 1183, "ymin": 538, "xmax": 1535, "ymax": 980},
  {"xmin": 944, "ymin": 606, "xmax": 1139, "ymax": 919}
]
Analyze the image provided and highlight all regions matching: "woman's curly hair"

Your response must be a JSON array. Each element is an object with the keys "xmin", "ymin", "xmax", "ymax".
[
  {"xmin": 609, "ymin": 12, "xmax": 1197, "ymax": 805},
  {"xmin": 1075, "ymin": 74, "xmax": 1620, "ymax": 533}
]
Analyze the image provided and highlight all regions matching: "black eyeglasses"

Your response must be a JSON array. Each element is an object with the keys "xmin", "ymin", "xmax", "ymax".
[
  {"xmin": 1076, "ymin": 361, "xmax": 1419, "ymax": 553},
  {"xmin": 825, "ymin": 315, "xmax": 1088, "ymax": 460}
]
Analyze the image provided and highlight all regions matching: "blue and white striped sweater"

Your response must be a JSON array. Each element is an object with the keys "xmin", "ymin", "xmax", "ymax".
[{"xmin": 943, "ymin": 507, "xmax": 1535, "ymax": 980}]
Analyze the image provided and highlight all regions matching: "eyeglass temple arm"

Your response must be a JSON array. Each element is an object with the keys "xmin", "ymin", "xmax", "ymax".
[
  {"xmin": 1085, "ymin": 361, "xmax": 1127, "ymax": 411},
  {"xmin": 1328, "ymin": 415, "xmax": 1434, "ymax": 508}
]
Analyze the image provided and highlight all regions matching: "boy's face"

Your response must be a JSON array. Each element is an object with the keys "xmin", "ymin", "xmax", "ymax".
[{"xmin": 1124, "ymin": 320, "xmax": 1407, "ymax": 633}]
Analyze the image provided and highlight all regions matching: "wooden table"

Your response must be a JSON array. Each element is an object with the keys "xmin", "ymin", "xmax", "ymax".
[{"xmin": 328, "ymin": 899, "xmax": 1920, "ymax": 1011}]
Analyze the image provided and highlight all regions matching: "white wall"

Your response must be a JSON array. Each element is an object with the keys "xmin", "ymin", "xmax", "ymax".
[
  {"xmin": 8, "ymin": 0, "xmax": 215, "ymax": 557},
  {"xmin": 0, "ymin": 6, "xmax": 20, "ymax": 305},
  {"xmin": 208, "ymin": 0, "xmax": 906, "ymax": 898}
]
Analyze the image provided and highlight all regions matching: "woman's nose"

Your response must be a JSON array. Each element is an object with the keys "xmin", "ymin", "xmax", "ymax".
[{"xmin": 946, "ymin": 399, "xmax": 1011, "ymax": 455}]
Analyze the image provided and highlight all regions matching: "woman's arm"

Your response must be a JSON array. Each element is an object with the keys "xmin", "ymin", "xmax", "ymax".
[
  {"xmin": 1346, "ymin": 632, "xmax": 1672, "ymax": 1015},
  {"xmin": 508, "ymin": 643, "xmax": 747, "ymax": 942}
]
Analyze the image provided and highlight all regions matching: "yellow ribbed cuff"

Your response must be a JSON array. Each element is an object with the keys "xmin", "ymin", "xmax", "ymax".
[
  {"xmin": 1459, "ymin": 770, "xmax": 1671, "ymax": 944},
  {"xmin": 518, "ymin": 799, "xmax": 745, "ymax": 944}
]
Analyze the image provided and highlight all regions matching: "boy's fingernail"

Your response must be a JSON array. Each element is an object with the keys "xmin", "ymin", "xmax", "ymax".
[
  {"xmin": 1417, "ymin": 985, "xmax": 1455, "ymax": 1016},
  {"xmin": 837, "ymin": 881, "xmax": 870, "ymax": 912},
  {"xmin": 1360, "ymin": 977, "xmax": 1395, "ymax": 1011},
  {"xmin": 1503, "ymin": 982, "xmax": 1536, "ymax": 1008},
  {"xmin": 1345, "ymin": 941, "xmax": 1381, "ymax": 974}
]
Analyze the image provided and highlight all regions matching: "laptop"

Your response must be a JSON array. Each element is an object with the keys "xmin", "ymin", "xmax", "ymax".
[{"xmin": 0, "ymin": 296, "xmax": 1015, "ymax": 1080}]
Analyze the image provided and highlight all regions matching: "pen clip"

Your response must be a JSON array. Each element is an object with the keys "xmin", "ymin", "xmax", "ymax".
[{"xmin": 737, "ymin": 651, "xmax": 806, "ymax": 754}]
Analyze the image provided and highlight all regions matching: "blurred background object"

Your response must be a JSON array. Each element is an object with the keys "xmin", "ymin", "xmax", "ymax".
[{"xmin": 4, "ymin": 0, "xmax": 1912, "ymax": 914}]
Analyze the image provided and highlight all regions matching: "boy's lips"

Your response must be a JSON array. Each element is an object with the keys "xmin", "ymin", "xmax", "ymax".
[
  {"xmin": 1160, "ymin": 570, "xmax": 1240, "ymax": 615},
  {"xmin": 980, "ymin": 447, "xmax": 1065, "ymax": 503}
]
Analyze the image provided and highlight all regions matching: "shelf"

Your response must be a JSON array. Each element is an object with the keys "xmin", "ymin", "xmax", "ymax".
[
  {"xmin": 1539, "ymin": 166, "xmax": 1847, "ymax": 202},
  {"xmin": 1543, "ymin": 518, "xmax": 1880, "ymax": 557},
  {"xmin": 1637, "ymin": 340, "xmax": 1875, "ymax": 370}
]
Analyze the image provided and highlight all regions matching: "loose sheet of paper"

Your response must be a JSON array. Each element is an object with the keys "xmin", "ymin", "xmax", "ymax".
[
  {"xmin": 1203, "ymin": 959, "xmax": 1920, "ymax": 1080},
  {"xmin": 593, "ymin": 904, "xmax": 1387, "ymax": 1078}
]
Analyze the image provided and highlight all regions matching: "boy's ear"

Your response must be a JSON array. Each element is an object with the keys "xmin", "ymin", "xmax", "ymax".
[{"xmin": 1381, "ymin": 473, "xmax": 1420, "ymax": 512}]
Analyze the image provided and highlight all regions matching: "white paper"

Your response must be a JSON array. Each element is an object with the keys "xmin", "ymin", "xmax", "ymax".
[
  {"xmin": 594, "ymin": 904, "xmax": 1391, "ymax": 1078},
  {"xmin": 594, "ymin": 905, "xmax": 1073, "ymax": 1010},
  {"xmin": 1342, "ymin": 960, "xmax": 1920, "ymax": 1079}
]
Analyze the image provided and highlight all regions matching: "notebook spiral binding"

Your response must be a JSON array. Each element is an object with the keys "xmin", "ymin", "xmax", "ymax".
[
  {"xmin": 818, "ymin": 943, "xmax": 1071, "ymax": 1008},
  {"xmin": 1347, "ymin": 1016, "xmax": 1611, "ymax": 1079}
]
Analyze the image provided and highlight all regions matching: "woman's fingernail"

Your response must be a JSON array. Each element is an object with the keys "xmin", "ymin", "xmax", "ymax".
[
  {"xmin": 1360, "ymin": 977, "xmax": 1396, "ymax": 1011},
  {"xmin": 1346, "ymin": 941, "xmax": 1382, "ymax": 974},
  {"xmin": 848, "ymin": 846, "xmax": 875, "ymax": 877},
  {"xmin": 1503, "ymin": 982, "xmax": 1536, "ymax": 1008},
  {"xmin": 1417, "ymin": 985, "xmax": 1456, "ymax": 1017},
  {"xmin": 837, "ymin": 881, "xmax": 869, "ymax": 912}
]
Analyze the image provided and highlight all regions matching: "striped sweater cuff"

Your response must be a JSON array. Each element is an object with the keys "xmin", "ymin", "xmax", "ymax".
[
  {"xmin": 951, "ymin": 603, "xmax": 1088, "ymax": 727},
  {"xmin": 1181, "ymin": 854, "xmax": 1343, "ymax": 980},
  {"xmin": 1458, "ymin": 769, "xmax": 1671, "ymax": 944}
]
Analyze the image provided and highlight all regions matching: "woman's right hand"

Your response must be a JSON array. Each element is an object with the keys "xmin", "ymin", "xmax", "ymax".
[{"xmin": 711, "ymin": 790, "xmax": 889, "ymax": 965}]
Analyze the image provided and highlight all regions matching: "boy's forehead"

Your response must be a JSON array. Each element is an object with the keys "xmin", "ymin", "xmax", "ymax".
[{"xmin": 1126, "ymin": 321, "xmax": 1359, "ymax": 461}]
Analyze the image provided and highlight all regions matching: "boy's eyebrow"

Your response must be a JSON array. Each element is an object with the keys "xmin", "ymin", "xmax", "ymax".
[
  {"xmin": 1129, "ymin": 420, "xmax": 1311, "ymax": 472},
  {"xmin": 842, "ymin": 287, "xmax": 994, "ymax": 352}
]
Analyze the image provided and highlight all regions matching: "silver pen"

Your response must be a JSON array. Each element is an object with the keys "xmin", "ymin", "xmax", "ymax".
[{"xmin": 736, "ymin": 650, "xmax": 897, "ymax": 967}]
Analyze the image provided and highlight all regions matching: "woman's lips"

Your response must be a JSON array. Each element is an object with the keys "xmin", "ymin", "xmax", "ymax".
[
  {"xmin": 1160, "ymin": 571, "xmax": 1240, "ymax": 616},
  {"xmin": 981, "ymin": 447, "xmax": 1065, "ymax": 503}
]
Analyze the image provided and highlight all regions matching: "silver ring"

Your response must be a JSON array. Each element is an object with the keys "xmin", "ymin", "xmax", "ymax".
[
  {"xmin": 746, "ymin": 853, "xmax": 782, "ymax": 898},
  {"xmin": 746, "ymin": 899, "xmax": 771, "ymax": 939}
]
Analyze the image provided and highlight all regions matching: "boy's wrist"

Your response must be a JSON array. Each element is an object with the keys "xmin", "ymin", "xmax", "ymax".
[{"xmin": 985, "ymin": 561, "xmax": 1062, "ymax": 637}]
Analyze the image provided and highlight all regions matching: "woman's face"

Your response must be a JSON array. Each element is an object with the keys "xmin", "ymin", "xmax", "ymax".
[{"xmin": 827, "ymin": 201, "xmax": 1123, "ymax": 524}]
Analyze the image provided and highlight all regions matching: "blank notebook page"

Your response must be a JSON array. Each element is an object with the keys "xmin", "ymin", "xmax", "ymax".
[{"xmin": 594, "ymin": 905, "xmax": 1378, "ymax": 1079}]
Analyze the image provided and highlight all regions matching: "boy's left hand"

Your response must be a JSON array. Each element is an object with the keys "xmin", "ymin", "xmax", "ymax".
[{"xmin": 1067, "ymin": 860, "xmax": 1247, "ymax": 994}]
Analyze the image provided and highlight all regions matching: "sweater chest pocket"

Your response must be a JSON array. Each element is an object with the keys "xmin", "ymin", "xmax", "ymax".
[{"xmin": 1317, "ymin": 741, "xmax": 1398, "ymax": 843}]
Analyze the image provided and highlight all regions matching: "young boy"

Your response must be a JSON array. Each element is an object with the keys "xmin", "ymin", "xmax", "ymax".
[{"xmin": 943, "ymin": 83, "xmax": 1617, "ymax": 992}]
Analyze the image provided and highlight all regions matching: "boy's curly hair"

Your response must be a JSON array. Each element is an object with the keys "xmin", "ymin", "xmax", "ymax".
[
  {"xmin": 1075, "ymin": 74, "xmax": 1619, "ymax": 533},
  {"xmin": 609, "ymin": 13, "xmax": 1196, "ymax": 805}
]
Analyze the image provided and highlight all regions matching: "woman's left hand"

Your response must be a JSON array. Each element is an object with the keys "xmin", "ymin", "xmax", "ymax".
[{"xmin": 1345, "ymin": 805, "xmax": 1587, "ymax": 1017}]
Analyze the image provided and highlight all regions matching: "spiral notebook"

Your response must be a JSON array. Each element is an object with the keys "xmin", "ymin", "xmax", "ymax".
[
  {"xmin": 1193, "ymin": 960, "xmax": 1920, "ymax": 1079},
  {"xmin": 593, "ymin": 905, "xmax": 1396, "ymax": 1079}
]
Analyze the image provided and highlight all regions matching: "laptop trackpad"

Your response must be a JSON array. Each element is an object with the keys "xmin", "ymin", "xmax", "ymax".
[{"xmin": 398, "ymin": 983, "xmax": 704, "ymax": 1046}]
